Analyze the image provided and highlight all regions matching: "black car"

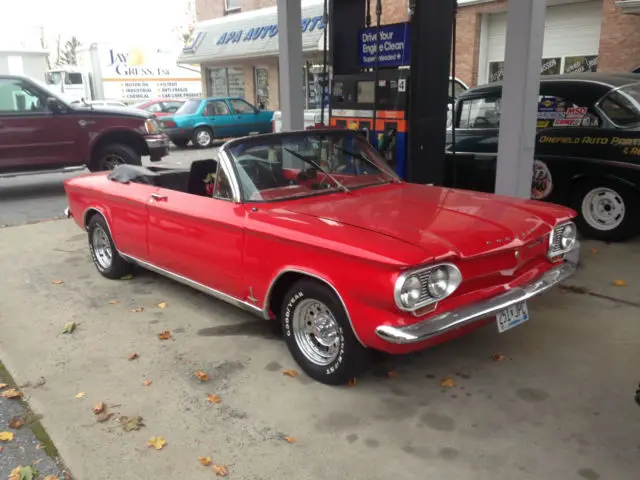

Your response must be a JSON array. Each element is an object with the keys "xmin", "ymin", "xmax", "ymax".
[{"xmin": 445, "ymin": 72, "xmax": 640, "ymax": 242}]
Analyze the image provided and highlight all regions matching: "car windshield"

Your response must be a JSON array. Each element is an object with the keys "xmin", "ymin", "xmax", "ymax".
[
  {"xmin": 599, "ymin": 83, "xmax": 640, "ymax": 128},
  {"xmin": 176, "ymin": 99, "xmax": 201, "ymax": 115},
  {"xmin": 225, "ymin": 131, "xmax": 400, "ymax": 203}
]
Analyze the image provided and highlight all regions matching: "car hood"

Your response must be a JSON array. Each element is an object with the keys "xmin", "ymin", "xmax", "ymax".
[
  {"xmin": 280, "ymin": 183, "xmax": 575, "ymax": 260},
  {"xmin": 70, "ymin": 105, "xmax": 151, "ymax": 119}
]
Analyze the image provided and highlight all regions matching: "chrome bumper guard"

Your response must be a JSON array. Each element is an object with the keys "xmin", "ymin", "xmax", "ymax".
[
  {"xmin": 63, "ymin": 207, "xmax": 72, "ymax": 218},
  {"xmin": 375, "ymin": 260, "xmax": 577, "ymax": 344}
]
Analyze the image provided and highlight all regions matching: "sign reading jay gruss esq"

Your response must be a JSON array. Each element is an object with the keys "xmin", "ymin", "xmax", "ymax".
[
  {"xmin": 358, "ymin": 22, "xmax": 411, "ymax": 68},
  {"xmin": 216, "ymin": 15, "xmax": 325, "ymax": 45}
]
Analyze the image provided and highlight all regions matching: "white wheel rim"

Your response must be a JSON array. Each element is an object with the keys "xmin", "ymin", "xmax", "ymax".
[
  {"xmin": 581, "ymin": 187, "xmax": 625, "ymax": 231},
  {"xmin": 196, "ymin": 130, "xmax": 211, "ymax": 146}
]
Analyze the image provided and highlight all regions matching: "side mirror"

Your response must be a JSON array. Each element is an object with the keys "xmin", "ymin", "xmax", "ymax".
[{"xmin": 46, "ymin": 97, "xmax": 63, "ymax": 113}]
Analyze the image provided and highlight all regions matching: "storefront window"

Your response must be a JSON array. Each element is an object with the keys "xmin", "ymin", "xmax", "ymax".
[
  {"xmin": 209, "ymin": 67, "xmax": 245, "ymax": 98},
  {"xmin": 564, "ymin": 55, "xmax": 598, "ymax": 74},
  {"xmin": 488, "ymin": 62, "xmax": 504, "ymax": 83},
  {"xmin": 254, "ymin": 67, "xmax": 269, "ymax": 109}
]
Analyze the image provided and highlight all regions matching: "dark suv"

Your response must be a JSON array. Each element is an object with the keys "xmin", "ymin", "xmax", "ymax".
[{"xmin": 0, "ymin": 75, "xmax": 170, "ymax": 178}]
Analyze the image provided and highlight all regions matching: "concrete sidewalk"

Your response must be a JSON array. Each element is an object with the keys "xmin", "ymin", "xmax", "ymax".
[{"xmin": 0, "ymin": 219, "xmax": 638, "ymax": 480}]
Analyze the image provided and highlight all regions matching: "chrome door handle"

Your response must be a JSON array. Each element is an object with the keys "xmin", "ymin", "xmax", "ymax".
[{"xmin": 151, "ymin": 193, "xmax": 168, "ymax": 201}]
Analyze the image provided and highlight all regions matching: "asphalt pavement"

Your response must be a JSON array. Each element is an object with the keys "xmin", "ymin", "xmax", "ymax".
[{"xmin": 0, "ymin": 145, "xmax": 218, "ymax": 478}]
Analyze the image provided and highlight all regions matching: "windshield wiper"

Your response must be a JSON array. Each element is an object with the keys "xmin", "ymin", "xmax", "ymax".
[
  {"xmin": 332, "ymin": 145, "xmax": 401, "ymax": 183},
  {"xmin": 283, "ymin": 147, "xmax": 350, "ymax": 193}
]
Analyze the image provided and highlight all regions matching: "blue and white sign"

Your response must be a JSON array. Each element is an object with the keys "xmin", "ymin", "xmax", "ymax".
[
  {"xmin": 358, "ymin": 22, "xmax": 411, "ymax": 68},
  {"xmin": 216, "ymin": 15, "xmax": 324, "ymax": 46}
]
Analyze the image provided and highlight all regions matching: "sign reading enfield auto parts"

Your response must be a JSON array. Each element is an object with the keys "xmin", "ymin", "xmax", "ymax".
[{"xmin": 358, "ymin": 22, "xmax": 411, "ymax": 68}]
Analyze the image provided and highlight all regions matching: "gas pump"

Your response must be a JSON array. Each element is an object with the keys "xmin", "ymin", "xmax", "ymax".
[{"xmin": 329, "ymin": 68, "xmax": 409, "ymax": 177}]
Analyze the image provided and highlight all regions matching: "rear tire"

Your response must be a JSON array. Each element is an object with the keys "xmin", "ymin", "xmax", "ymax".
[
  {"xmin": 192, "ymin": 127, "xmax": 214, "ymax": 148},
  {"xmin": 571, "ymin": 179, "xmax": 640, "ymax": 242},
  {"xmin": 89, "ymin": 144, "xmax": 141, "ymax": 172},
  {"xmin": 87, "ymin": 214, "xmax": 134, "ymax": 279},
  {"xmin": 281, "ymin": 279, "xmax": 370, "ymax": 385}
]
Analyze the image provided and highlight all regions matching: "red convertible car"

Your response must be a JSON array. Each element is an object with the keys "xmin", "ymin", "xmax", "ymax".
[{"xmin": 63, "ymin": 130, "xmax": 579, "ymax": 385}]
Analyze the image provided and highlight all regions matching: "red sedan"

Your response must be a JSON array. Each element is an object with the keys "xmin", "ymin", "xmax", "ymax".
[
  {"xmin": 132, "ymin": 98, "xmax": 186, "ymax": 117},
  {"xmin": 62, "ymin": 130, "xmax": 579, "ymax": 385}
]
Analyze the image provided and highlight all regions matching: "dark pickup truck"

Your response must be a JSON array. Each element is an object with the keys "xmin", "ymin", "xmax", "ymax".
[{"xmin": 0, "ymin": 74, "xmax": 170, "ymax": 178}]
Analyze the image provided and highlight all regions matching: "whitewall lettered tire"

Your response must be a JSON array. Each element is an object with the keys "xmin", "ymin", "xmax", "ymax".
[{"xmin": 281, "ymin": 279, "xmax": 370, "ymax": 385}]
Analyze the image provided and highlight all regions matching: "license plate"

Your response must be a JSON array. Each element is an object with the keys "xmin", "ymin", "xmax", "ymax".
[{"xmin": 496, "ymin": 301, "xmax": 530, "ymax": 333}]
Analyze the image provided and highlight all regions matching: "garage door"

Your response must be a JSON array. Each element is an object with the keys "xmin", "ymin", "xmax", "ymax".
[{"xmin": 483, "ymin": 0, "xmax": 602, "ymax": 83}]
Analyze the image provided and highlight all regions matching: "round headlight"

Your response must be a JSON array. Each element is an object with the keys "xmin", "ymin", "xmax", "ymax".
[
  {"xmin": 399, "ymin": 275, "xmax": 421, "ymax": 308},
  {"xmin": 560, "ymin": 224, "xmax": 576, "ymax": 250},
  {"xmin": 427, "ymin": 267, "xmax": 449, "ymax": 298}
]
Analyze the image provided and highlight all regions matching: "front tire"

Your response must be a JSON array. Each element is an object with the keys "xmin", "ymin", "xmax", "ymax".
[
  {"xmin": 192, "ymin": 127, "xmax": 214, "ymax": 148},
  {"xmin": 281, "ymin": 279, "xmax": 370, "ymax": 385},
  {"xmin": 89, "ymin": 144, "xmax": 141, "ymax": 172},
  {"xmin": 87, "ymin": 215, "xmax": 134, "ymax": 279},
  {"xmin": 571, "ymin": 179, "xmax": 639, "ymax": 242}
]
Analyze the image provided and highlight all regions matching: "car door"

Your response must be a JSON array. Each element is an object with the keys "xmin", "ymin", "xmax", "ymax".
[
  {"xmin": 446, "ymin": 95, "xmax": 501, "ymax": 192},
  {"xmin": 146, "ymin": 163, "xmax": 246, "ymax": 299},
  {"xmin": 202, "ymin": 99, "xmax": 234, "ymax": 137},
  {"xmin": 228, "ymin": 98, "xmax": 264, "ymax": 136},
  {"xmin": 0, "ymin": 77, "xmax": 81, "ymax": 171}
]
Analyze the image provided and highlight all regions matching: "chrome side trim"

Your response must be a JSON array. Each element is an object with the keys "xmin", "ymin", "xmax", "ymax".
[
  {"xmin": 263, "ymin": 268, "xmax": 365, "ymax": 346},
  {"xmin": 121, "ymin": 254, "xmax": 263, "ymax": 317},
  {"xmin": 375, "ymin": 261, "xmax": 576, "ymax": 344}
]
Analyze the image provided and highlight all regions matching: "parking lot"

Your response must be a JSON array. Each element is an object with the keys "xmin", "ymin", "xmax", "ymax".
[{"xmin": 0, "ymin": 150, "xmax": 639, "ymax": 479}]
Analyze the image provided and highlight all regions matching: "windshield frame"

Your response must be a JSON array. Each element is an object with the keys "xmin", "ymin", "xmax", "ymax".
[
  {"xmin": 221, "ymin": 129, "xmax": 402, "ymax": 204},
  {"xmin": 596, "ymin": 82, "xmax": 640, "ymax": 129}
]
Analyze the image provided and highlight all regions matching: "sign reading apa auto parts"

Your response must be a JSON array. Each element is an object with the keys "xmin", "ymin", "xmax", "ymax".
[{"xmin": 358, "ymin": 22, "xmax": 411, "ymax": 68}]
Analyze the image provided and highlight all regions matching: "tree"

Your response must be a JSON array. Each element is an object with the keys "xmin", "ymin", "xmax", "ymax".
[
  {"xmin": 39, "ymin": 25, "xmax": 51, "ymax": 69},
  {"xmin": 174, "ymin": 0, "xmax": 197, "ymax": 46},
  {"xmin": 56, "ymin": 36, "xmax": 81, "ymax": 66}
]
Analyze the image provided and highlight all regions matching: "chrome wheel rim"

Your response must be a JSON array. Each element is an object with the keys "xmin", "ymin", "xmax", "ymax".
[
  {"xmin": 196, "ymin": 130, "xmax": 211, "ymax": 146},
  {"xmin": 92, "ymin": 225, "xmax": 113, "ymax": 269},
  {"xmin": 292, "ymin": 298, "xmax": 341, "ymax": 366},
  {"xmin": 581, "ymin": 187, "xmax": 625, "ymax": 231}
]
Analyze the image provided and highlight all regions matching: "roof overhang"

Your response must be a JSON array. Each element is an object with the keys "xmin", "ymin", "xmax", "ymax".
[
  {"xmin": 616, "ymin": 0, "xmax": 640, "ymax": 14},
  {"xmin": 178, "ymin": 0, "xmax": 327, "ymax": 65}
]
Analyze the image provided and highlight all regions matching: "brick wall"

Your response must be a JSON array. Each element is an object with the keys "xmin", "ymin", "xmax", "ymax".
[{"xmin": 598, "ymin": 0, "xmax": 640, "ymax": 71}]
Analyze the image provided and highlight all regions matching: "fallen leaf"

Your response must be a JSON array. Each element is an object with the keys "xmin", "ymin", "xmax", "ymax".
[
  {"xmin": 9, "ymin": 466, "xmax": 39, "ymax": 480},
  {"xmin": 120, "ymin": 274, "xmax": 134, "ymax": 280},
  {"xmin": 130, "ymin": 307, "xmax": 144, "ymax": 313},
  {"xmin": 0, "ymin": 446, "xmax": 3, "ymax": 453},
  {"xmin": 158, "ymin": 330, "xmax": 172, "ymax": 340},
  {"xmin": 0, "ymin": 383, "xmax": 7, "ymax": 389},
  {"xmin": 491, "ymin": 354, "xmax": 506, "ymax": 362},
  {"xmin": 92, "ymin": 402, "xmax": 105, "ymax": 414},
  {"xmin": 142, "ymin": 380, "xmax": 153, "ymax": 387},
  {"xmin": 62, "ymin": 321, "xmax": 76, "ymax": 334},
  {"xmin": 147, "ymin": 436, "xmax": 167, "ymax": 450},
  {"xmin": 51, "ymin": 279, "xmax": 64, "ymax": 285},
  {"xmin": 44, "ymin": 476, "xmax": 61, "ymax": 480},
  {"xmin": 387, "ymin": 371, "xmax": 398, "ymax": 378},
  {"xmin": 199, "ymin": 456, "xmax": 212, "ymax": 466},
  {"xmin": 9, "ymin": 417, "xmax": 24, "ymax": 429},
  {"xmin": 282, "ymin": 369, "xmax": 299, "ymax": 378},
  {"xmin": 347, "ymin": 378, "xmax": 357, "ymax": 387},
  {"xmin": 207, "ymin": 394, "xmax": 221, "ymax": 404},
  {"xmin": 36, "ymin": 444, "xmax": 42, "ymax": 450},
  {"xmin": 156, "ymin": 302, "xmax": 168, "ymax": 309},
  {"xmin": 0, "ymin": 431, "xmax": 14, "ymax": 441},
  {"xmin": 284, "ymin": 436, "xmax": 296, "ymax": 443},
  {"xmin": 212, "ymin": 464, "xmax": 229, "ymax": 477},
  {"xmin": 75, "ymin": 392, "xmax": 86, "ymax": 399},
  {"xmin": 195, "ymin": 371, "xmax": 209, "ymax": 382},
  {"xmin": 120, "ymin": 415, "xmax": 144, "ymax": 432},
  {"xmin": 614, "ymin": 279, "xmax": 627, "ymax": 287},
  {"xmin": 108, "ymin": 300, "xmax": 120, "ymax": 305},
  {"xmin": 1, "ymin": 389, "xmax": 23, "ymax": 399},
  {"xmin": 440, "ymin": 376, "xmax": 456, "ymax": 388},
  {"xmin": 591, "ymin": 248, "xmax": 598, "ymax": 254},
  {"xmin": 128, "ymin": 353, "xmax": 139, "ymax": 361},
  {"xmin": 95, "ymin": 412, "xmax": 113, "ymax": 423}
]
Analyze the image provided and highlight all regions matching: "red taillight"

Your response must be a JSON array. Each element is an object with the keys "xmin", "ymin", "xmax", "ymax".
[{"xmin": 162, "ymin": 120, "xmax": 177, "ymax": 128}]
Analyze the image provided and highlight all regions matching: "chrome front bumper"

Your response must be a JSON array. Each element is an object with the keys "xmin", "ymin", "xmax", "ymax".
[
  {"xmin": 63, "ymin": 206, "xmax": 72, "ymax": 218},
  {"xmin": 375, "ymin": 260, "xmax": 577, "ymax": 344}
]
